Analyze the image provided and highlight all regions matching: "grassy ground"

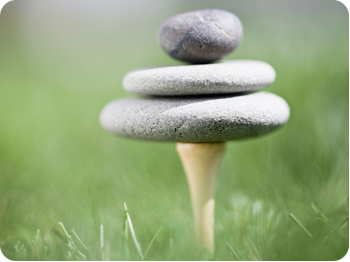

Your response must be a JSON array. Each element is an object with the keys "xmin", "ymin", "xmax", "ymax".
[{"xmin": 0, "ymin": 0, "xmax": 349, "ymax": 260}]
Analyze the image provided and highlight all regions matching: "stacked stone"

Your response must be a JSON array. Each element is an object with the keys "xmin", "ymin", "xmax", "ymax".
[{"xmin": 100, "ymin": 9, "xmax": 290, "ymax": 143}]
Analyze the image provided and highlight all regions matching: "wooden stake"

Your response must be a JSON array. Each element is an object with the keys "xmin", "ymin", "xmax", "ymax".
[{"xmin": 176, "ymin": 142, "xmax": 226, "ymax": 255}]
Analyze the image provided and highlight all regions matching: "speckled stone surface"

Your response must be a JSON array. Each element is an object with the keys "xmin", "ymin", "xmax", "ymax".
[
  {"xmin": 158, "ymin": 9, "xmax": 243, "ymax": 63},
  {"xmin": 99, "ymin": 92, "xmax": 289, "ymax": 143},
  {"xmin": 123, "ymin": 60, "xmax": 276, "ymax": 96}
]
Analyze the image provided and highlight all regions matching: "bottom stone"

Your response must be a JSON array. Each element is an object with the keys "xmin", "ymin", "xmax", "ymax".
[{"xmin": 99, "ymin": 92, "xmax": 290, "ymax": 143}]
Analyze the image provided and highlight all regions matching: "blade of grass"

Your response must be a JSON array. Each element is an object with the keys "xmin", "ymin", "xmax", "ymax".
[
  {"xmin": 316, "ymin": 217, "xmax": 347, "ymax": 240},
  {"xmin": 33, "ymin": 229, "xmax": 40, "ymax": 247},
  {"xmin": 123, "ymin": 206, "xmax": 129, "ymax": 240},
  {"xmin": 226, "ymin": 242, "xmax": 241, "ymax": 261},
  {"xmin": 124, "ymin": 202, "xmax": 144, "ymax": 260},
  {"xmin": 323, "ymin": 216, "xmax": 349, "ymax": 246},
  {"xmin": 58, "ymin": 222, "xmax": 70, "ymax": 239},
  {"xmin": 71, "ymin": 229, "xmax": 88, "ymax": 251},
  {"xmin": 70, "ymin": 238, "xmax": 77, "ymax": 250},
  {"xmin": 122, "ymin": 206, "xmax": 130, "ymax": 260},
  {"xmin": 71, "ymin": 229, "xmax": 96, "ymax": 260},
  {"xmin": 100, "ymin": 224, "xmax": 105, "ymax": 261},
  {"xmin": 289, "ymin": 213, "xmax": 313, "ymax": 238},
  {"xmin": 311, "ymin": 203, "xmax": 329, "ymax": 223},
  {"xmin": 59, "ymin": 222, "xmax": 81, "ymax": 261},
  {"xmin": 334, "ymin": 217, "xmax": 349, "ymax": 233},
  {"xmin": 310, "ymin": 202, "xmax": 318, "ymax": 214},
  {"xmin": 143, "ymin": 226, "xmax": 163, "ymax": 258},
  {"xmin": 78, "ymin": 251, "xmax": 87, "ymax": 261},
  {"xmin": 321, "ymin": 217, "xmax": 349, "ymax": 247}
]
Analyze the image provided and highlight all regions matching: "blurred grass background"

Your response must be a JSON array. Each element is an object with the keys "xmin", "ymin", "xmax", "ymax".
[{"xmin": 0, "ymin": 0, "xmax": 348, "ymax": 260}]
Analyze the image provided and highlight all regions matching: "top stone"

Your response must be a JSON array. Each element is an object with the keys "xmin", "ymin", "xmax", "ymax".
[{"xmin": 158, "ymin": 9, "xmax": 243, "ymax": 64}]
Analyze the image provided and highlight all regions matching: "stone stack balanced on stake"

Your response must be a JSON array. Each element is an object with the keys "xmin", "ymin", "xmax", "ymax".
[{"xmin": 100, "ymin": 9, "xmax": 290, "ymax": 255}]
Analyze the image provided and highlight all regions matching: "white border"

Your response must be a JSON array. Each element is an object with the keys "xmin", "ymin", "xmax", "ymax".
[
  {"xmin": 0, "ymin": 0, "xmax": 348, "ymax": 261},
  {"xmin": 337, "ymin": 0, "xmax": 350, "ymax": 10},
  {"xmin": 0, "ymin": 0, "xmax": 12, "ymax": 15},
  {"xmin": 0, "ymin": 248, "xmax": 12, "ymax": 261}
]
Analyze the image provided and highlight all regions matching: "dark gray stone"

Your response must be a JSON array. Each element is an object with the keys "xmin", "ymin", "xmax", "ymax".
[
  {"xmin": 123, "ymin": 60, "xmax": 275, "ymax": 96},
  {"xmin": 99, "ymin": 92, "xmax": 290, "ymax": 143},
  {"xmin": 158, "ymin": 9, "xmax": 243, "ymax": 64}
]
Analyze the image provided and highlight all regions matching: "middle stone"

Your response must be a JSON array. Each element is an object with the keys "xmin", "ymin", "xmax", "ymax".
[{"xmin": 123, "ymin": 60, "xmax": 276, "ymax": 96}]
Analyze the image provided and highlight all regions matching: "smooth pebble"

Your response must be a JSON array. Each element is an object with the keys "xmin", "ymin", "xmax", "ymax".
[{"xmin": 158, "ymin": 9, "xmax": 243, "ymax": 63}]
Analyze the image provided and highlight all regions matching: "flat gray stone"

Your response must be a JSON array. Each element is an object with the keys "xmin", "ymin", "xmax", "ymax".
[
  {"xmin": 123, "ymin": 60, "xmax": 276, "ymax": 96},
  {"xmin": 158, "ymin": 9, "xmax": 243, "ymax": 63},
  {"xmin": 100, "ymin": 92, "xmax": 289, "ymax": 143}
]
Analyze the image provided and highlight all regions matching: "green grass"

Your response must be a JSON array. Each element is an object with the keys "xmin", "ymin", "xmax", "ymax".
[{"xmin": 0, "ymin": 1, "xmax": 348, "ymax": 260}]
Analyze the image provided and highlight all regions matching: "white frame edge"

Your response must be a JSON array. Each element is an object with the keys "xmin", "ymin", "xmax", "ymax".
[{"xmin": 0, "ymin": 0, "xmax": 12, "ymax": 15}]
